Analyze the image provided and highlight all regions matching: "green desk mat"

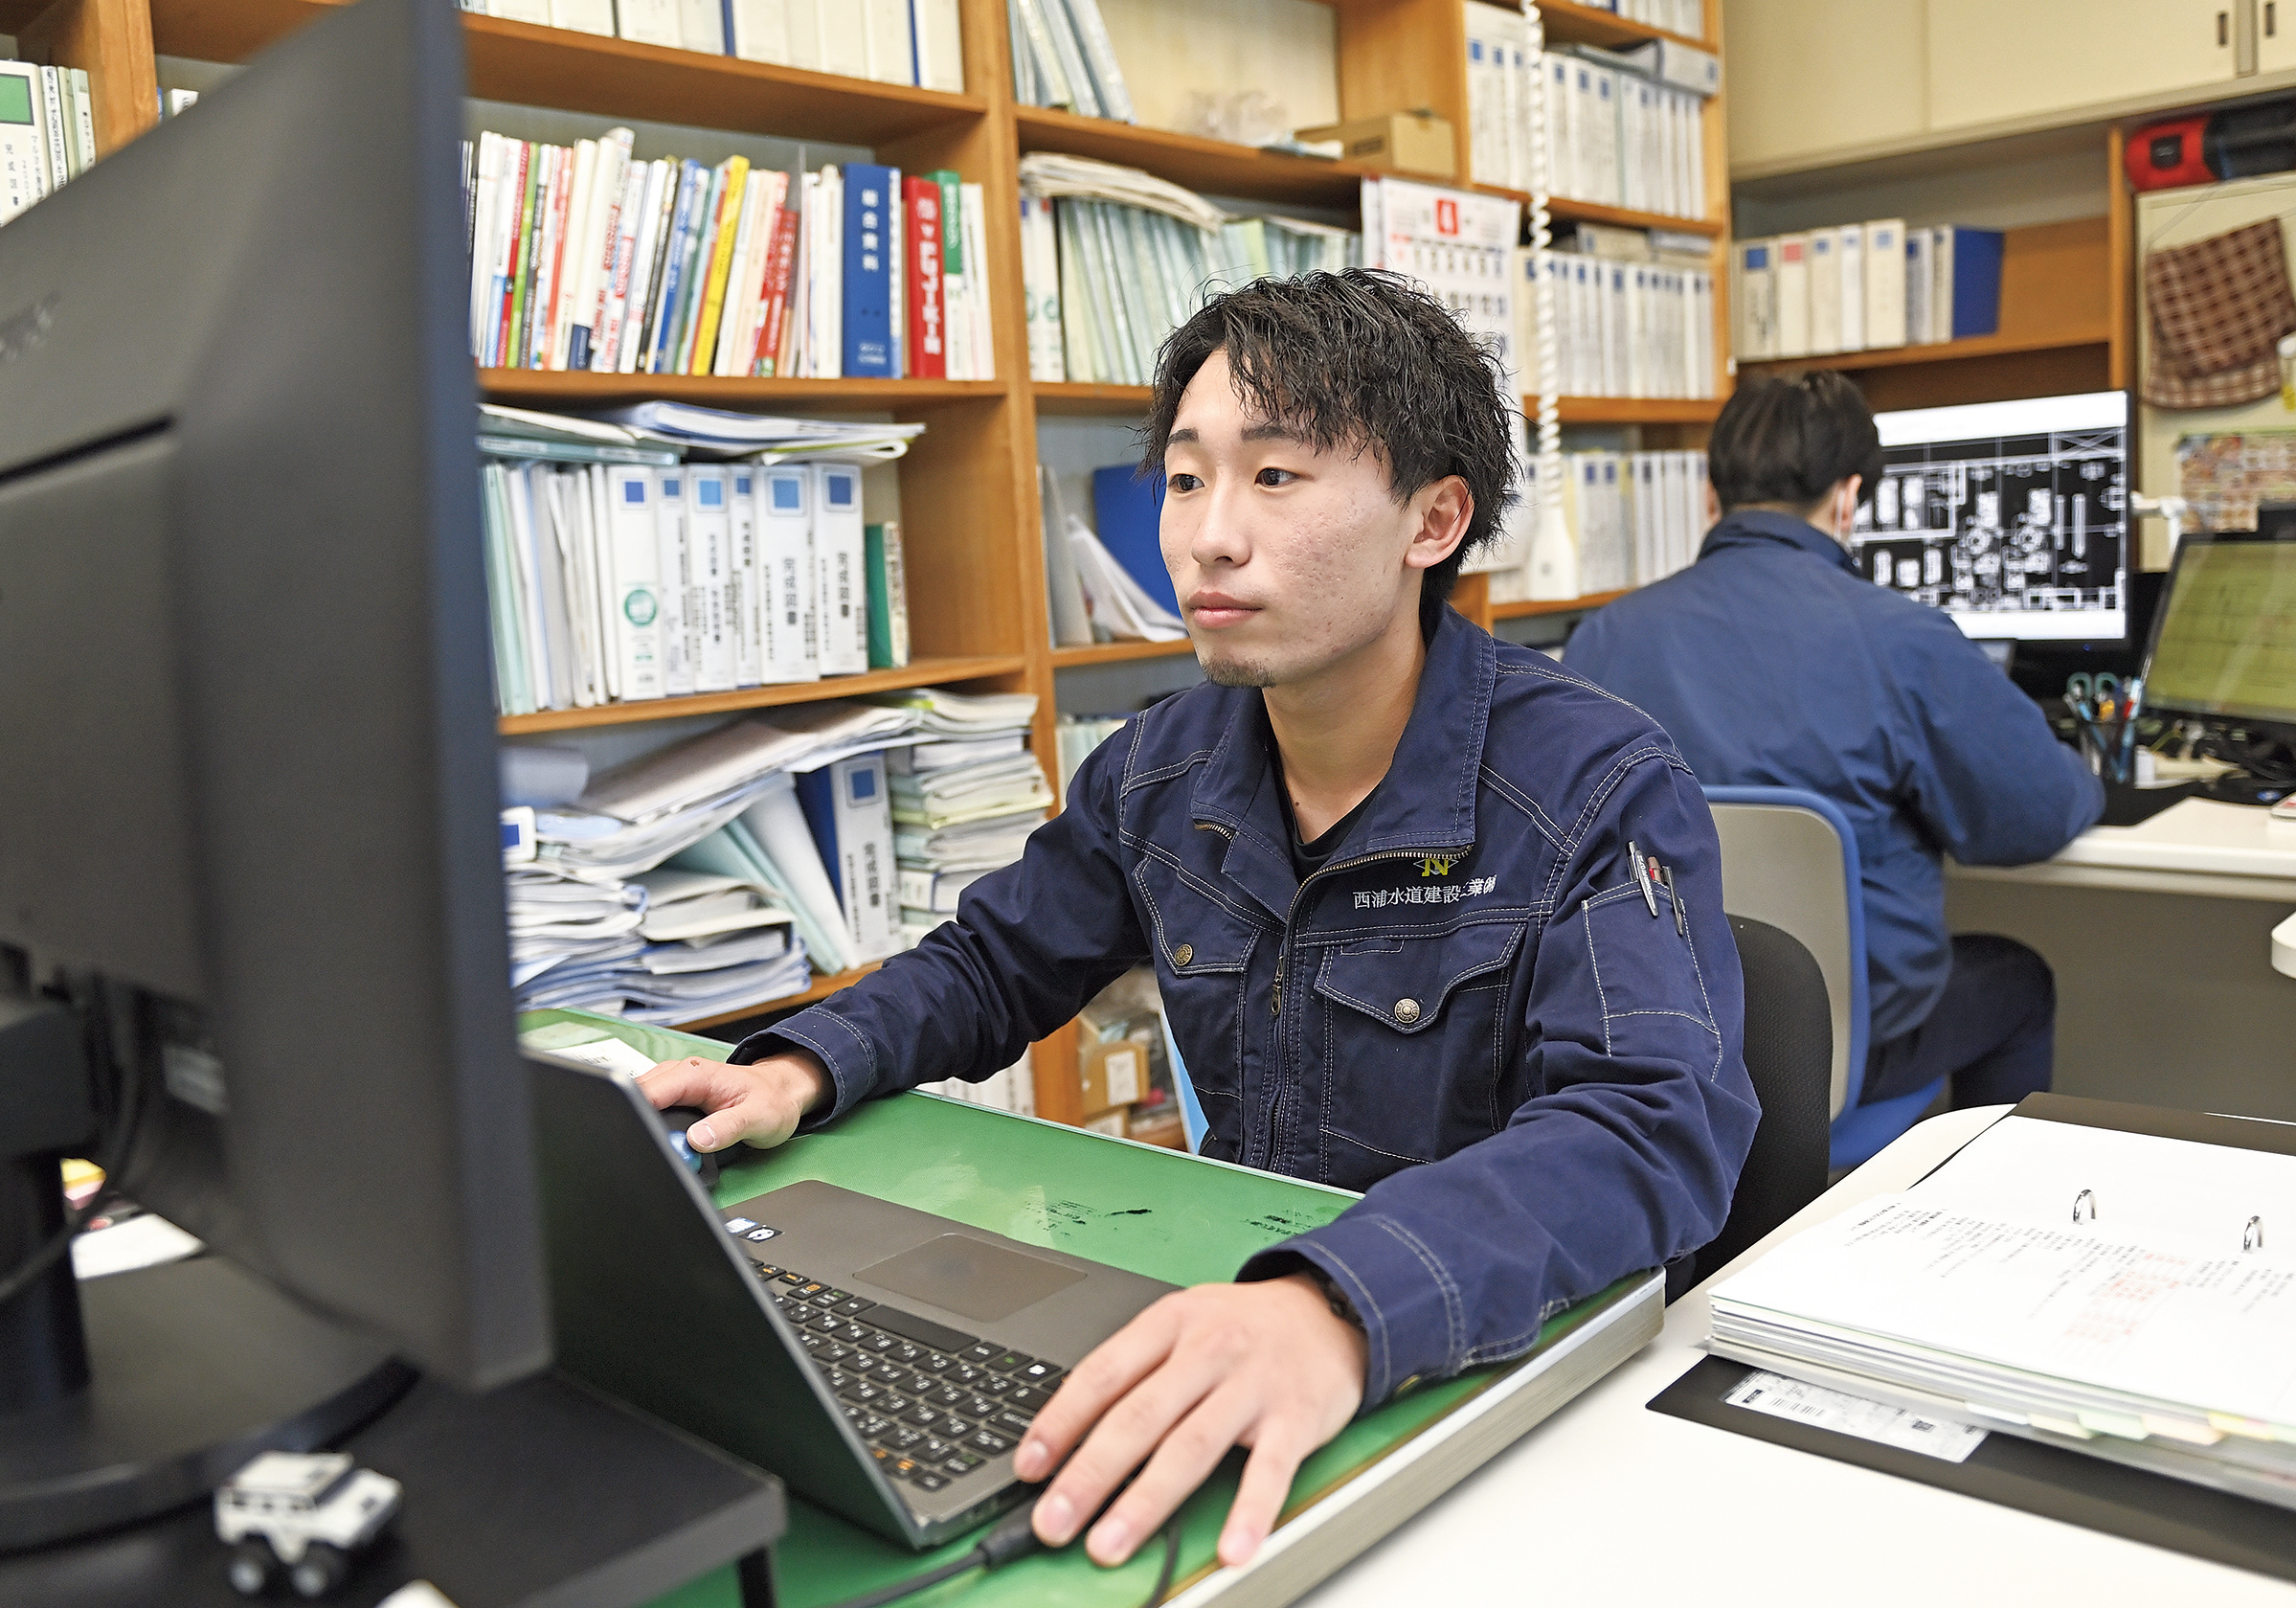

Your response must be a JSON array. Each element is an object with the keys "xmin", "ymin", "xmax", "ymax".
[{"xmin": 522, "ymin": 1009, "xmax": 1636, "ymax": 1608}]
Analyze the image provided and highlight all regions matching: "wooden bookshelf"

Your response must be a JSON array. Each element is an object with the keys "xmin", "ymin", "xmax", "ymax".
[
  {"xmin": 1551, "ymin": 396, "xmax": 1722, "ymax": 425},
  {"xmin": 1738, "ymin": 217, "xmax": 2111, "ymax": 411},
  {"xmin": 38, "ymin": 0, "xmax": 1728, "ymax": 1127},
  {"xmin": 1534, "ymin": 0, "xmax": 1710, "ymax": 53},
  {"xmin": 1049, "ymin": 638, "xmax": 1196, "ymax": 669},
  {"xmin": 497, "ymin": 656, "xmax": 1028, "ymax": 735},
  {"xmin": 1493, "ymin": 587, "xmax": 1632, "ymax": 621}
]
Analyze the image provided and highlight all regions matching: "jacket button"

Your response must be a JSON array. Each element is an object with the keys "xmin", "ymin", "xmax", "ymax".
[
  {"xmin": 1171, "ymin": 943, "xmax": 1193, "ymax": 967},
  {"xmin": 1393, "ymin": 998, "xmax": 1422, "ymax": 1024}
]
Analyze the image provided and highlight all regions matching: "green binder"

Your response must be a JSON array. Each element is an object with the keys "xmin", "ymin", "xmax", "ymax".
[{"xmin": 520, "ymin": 1010, "xmax": 1657, "ymax": 1608}]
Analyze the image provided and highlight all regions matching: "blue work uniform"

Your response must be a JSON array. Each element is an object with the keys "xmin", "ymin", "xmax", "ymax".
[
  {"xmin": 736, "ymin": 609, "xmax": 1758, "ymax": 1407},
  {"xmin": 1565, "ymin": 509, "xmax": 2105, "ymax": 1050}
]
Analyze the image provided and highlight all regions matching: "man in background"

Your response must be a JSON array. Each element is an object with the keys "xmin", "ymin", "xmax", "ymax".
[{"xmin": 1568, "ymin": 373, "xmax": 2104, "ymax": 1115}]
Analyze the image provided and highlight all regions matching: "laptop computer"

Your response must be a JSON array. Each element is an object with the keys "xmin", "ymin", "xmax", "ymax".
[{"xmin": 526, "ymin": 1052, "xmax": 1179, "ymax": 1549}]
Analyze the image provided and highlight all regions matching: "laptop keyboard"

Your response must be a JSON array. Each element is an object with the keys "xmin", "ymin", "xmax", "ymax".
[{"xmin": 746, "ymin": 1257, "xmax": 1066, "ymax": 1498}]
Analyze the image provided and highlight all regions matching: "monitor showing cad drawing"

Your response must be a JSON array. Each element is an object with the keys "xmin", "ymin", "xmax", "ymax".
[{"xmin": 1855, "ymin": 391, "xmax": 2127, "ymax": 642}]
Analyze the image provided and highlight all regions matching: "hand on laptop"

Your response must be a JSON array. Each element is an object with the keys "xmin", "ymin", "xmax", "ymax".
[
  {"xmin": 638, "ymin": 1053, "xmax": 829, "ymax": 1152},
  {"xmin": 1015, "ymin": 1273, "xmax": 1366, "ymax": 1569}
]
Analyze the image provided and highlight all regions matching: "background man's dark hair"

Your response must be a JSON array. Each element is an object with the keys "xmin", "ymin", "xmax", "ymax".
[
  {"xmin": 1141, "ymin": 268, "xmax": 1518, "ymax": 640},
  {"xmin": 1708, "ymin": 373, "xmax": 1885, "ymax": 516}
]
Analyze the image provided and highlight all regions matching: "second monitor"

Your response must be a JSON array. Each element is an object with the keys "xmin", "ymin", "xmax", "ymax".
[{"xmin": 1852, "ymin": 390, "xmax": 2128, "ymax": 642}]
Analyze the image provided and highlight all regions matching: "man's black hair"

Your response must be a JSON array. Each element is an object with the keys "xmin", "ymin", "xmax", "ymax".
[
  {"xmin": 1708, "ymin": 372, "xmax": 1885, "ymax": 515},
  {"xmin": 1140, "ymin": 268, "xmax": 1518, "ymax": 641}
]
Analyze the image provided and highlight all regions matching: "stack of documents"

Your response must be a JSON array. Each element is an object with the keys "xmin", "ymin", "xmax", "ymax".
[
  {"xmin": 1708, "ymin": 1114, "xmax": 2296, "ymax": 1509},
  {"xmin": 507, "ymin": 867, "xmax": 648, "ymax": 1013},
  {"xmin": 541, "ymin": 702, "xmax": 920, "ymax": 883},
  {"xmin": 612, "ymin": 868, "xmax": 812, "ymax": 1025},
  {"xmin": 874, "ymin": 691, "xmax": 1049, "ymax": 942},
  {"xmin": 587, "ymin": 401, "xmax": 926, "ymax": 464}
]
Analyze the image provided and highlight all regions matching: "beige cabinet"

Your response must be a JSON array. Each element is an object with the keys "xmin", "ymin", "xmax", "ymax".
[
  {"xmin": 1722, "ymin": 0, "xmax": 1929, "ymax": 172},
  {"xmin": 2261, "ymin": 0, "xmax": 2296, "ymax": 74},
  {"xmin": 1925, "ymin": 0, "xmax": 2237, "ymax": 133}
]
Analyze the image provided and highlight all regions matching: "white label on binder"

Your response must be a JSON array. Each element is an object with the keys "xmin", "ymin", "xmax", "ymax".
[{"xmin": 1723, "ymin": 1371, "xmax": 1988, "ymax": 1462}]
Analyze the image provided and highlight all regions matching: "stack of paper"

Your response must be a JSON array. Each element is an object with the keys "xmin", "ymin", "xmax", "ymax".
[
  {"xmin": 915, "ymin": 1052, "xmax": 1039, "ymax": 1118},
  {"xmin": 587, "ymin": 401, "xmax": 926, "ymax": 464},
  {"xmin": 540, "ymin": 702, "xmax": 920, "ymax": 882},
  {"xmin": 619, "ymin": 868, "xmax": 811, "ymax": 1024},
  {"xmin": 1708, "ymin": 1116, "xmax": 2296, "ymax": 1510},
  {"xmin": 1068, "ymin": 521, "xmax": 1185, "ymax": 642},
  {"xmin": 674, "ymin": 769, "xmax": 866, "ymax": 977},
  {"xmin": 1056, "ymin": 714, "xmax": 1129, "ymax": 790},
  {"xmin": 874, "ymin": 691, "xmax": 1050, "ymax": 943},
  {"xmin": 507, "ymin": 867, "xmax": 648, "ymax": 1013},
  {"xmin": 1003, "ymin": 0, "xmax": 1133, "ymax": 121}
]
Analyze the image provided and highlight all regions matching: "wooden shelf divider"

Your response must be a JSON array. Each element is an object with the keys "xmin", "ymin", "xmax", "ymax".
[
  {"xmin": 480, "ymin": 371, "xmax": 1006, "ymax": 410},
  {"xmin": 1492, "ymin": 588, "xmax": 1632, "ymax": 622},
  {"xmin": 672, "ymin": 963, "xmax": 883, "ymax": 1033},
  {"xmin": 1049, "ymin": 638, "xmax": 1197, "ymax": 669}
]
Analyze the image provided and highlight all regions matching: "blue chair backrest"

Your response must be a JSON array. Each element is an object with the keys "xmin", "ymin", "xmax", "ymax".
[{"xmin": 1700, "ymin": 785, "xmax": 1942, "ymax": 1170}]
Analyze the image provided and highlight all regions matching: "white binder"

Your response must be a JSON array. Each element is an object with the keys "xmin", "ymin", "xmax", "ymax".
[
  {"xmin": 688, "ymin": 465, "xmax": 736, "ymax": 693},
  {"xmin": 757, "ymin": 465, "xmax": 820, "ymax": 683},
  {"xmin": 652, "ymin": 466, "xmax": 696, "ymax": 697},
  {"xmin": 811, "ymin": 462, "xmax": 869, "ymax": 676}
]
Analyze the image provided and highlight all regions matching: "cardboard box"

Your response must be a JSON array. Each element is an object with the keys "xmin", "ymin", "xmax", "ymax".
[
  {"xmin": 1293, "ymin": 112, "xmax": 1455, "ymax": 180},
  {"xmin": 1079, "ymin": 1036, "xmax": 1150, "ymax": 1120}
]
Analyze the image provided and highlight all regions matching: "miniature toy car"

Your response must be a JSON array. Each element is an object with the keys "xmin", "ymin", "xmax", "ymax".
[{"xmin": 214, "ymin": 1450, "xmax": 402, "ymax": 1598}]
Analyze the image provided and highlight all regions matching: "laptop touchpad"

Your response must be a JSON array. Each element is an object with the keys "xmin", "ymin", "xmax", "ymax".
[{"xmin": 854, "ymin": 1234, "xmax": 1087, "ymax": 1323}]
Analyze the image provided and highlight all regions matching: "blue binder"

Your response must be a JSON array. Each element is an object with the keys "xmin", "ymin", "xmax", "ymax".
[
  {"xmin": 841, "ymin": 163, "xmax": 899, "ymax": 378},
  {"xmin": 1940, "ymin": 227, "xmax": 2005, "ymax": 341},
  {"xmin": 1091, "ymin": 464, "xmax": 1178, "ymax": 616}
]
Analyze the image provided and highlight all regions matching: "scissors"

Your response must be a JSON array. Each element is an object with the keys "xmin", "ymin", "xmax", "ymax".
[{"xmin": 2065, "ymin": 672, "xmax": 2122, "ymax": 720}]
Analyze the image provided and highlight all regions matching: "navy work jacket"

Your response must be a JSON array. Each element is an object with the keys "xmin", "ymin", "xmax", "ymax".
[
  {"xmin": 737, "ymin": 610, "xmax": 1758, "ymax": 1407},
  {"xmin": 1566, "ymin": 510, "xmax": 2104, "ymax": 1045}
]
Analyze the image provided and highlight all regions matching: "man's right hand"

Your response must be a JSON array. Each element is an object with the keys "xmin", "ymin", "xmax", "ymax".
[{"xmin": 637, "ymin": 1052, "xmax": 830, "ymax": 1153}]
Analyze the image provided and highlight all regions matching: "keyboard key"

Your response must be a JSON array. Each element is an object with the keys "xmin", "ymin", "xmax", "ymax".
[
  {"xmin": 921, "ymin": 1438, "xmax": 957, "ymax": 1461},
  {"xmin": 857, "ymin": 1415, "xmax": 892, "ymax": 1439},
  {"xmin": 942, "ymin": 1451, "xmax": 985, "ymax": 1475},
  {"xmin": 836, "ymin": 1379, "xmax": 882, "ymax": 1406},
  {"xmin": 833, "ymin": 1323, "xmax": 872, "ymax": 1346},
  {"xmin": 949, "ymin": 1363, "xmax": 990, "ymax": 1388},
  {"xmin": 960, "ymin": 1394, "xmax": 1001, "ymax": 1420},
  {"xmin": 799, "ymin": 1332, "xmax": 828, "ymax": 1355},
  {"xmin": 988, "ymin": 1349, "xmax": 1037, "ymax": 1375},
  {"xmin": 810, "ymin": 1289, "xmax": 846, "ymax": 1309},
  {"xmin": 803, "ymin": 1312, "xmax": 844, "ymax": 1334},
  {"xmin": 901, "ymin": 1402, "xmax": 941, "ymax": 1428},
  {"xmin": 867, "ymin": 1307, "xmax": 979, "ymax": 1354},
  {"xmin": 959, "ymin": 1343, "xmax": 1002, "ymax": 1366},
  {"xmin": 747, "ymin": 1260, "xmax": 780, "ymax": 1278},
  {"xmin": 889, "ymin": 1427, "xmax": 928, "ymax": 1452},
  {"xmin": 868, "ymin": 1445, "xmax": 891, "ymax": 1463},
  {"xmin": 1015, "ymin": 1361, "xmax": 1065, "ymax": 1388},
  {"xmin": 912, "ymin": 1470, "xmax": 950, "ymax": 1492},
  {"xmin": 984, "ymin": 1375, "xmax": 1030, "ymax": 1399},
  {"xmin": 927, "ymin": 1412, "xmax": 974, "ymax": 1438},
  {"xmin": 929, "ymin": 1384, "xmax": 968, "ymax": 1410},
  {"xmin": 889, "ymin": 1457, "xmax": 920, "ymax": 1481},
  {"xmin": 879, "ymin": 1393, "xmax": 912, "ymax": 1416},
  {"xmin": 889, "ymin": 1341, "xmax": 927, "ymax": 1366},
  {"xmin": 919, "ymin": 1351, "xmax": 956, "ymax": 1373},
  {"xmin": 992, "ymin": 1409, "xmax": 1035, "ymax": 1438},
  {"xmin": 859, "ymin": 1330, "xmax": 902, "ymax": 1354},
  {"xmin": 839, "ymin": 1404, "xmax": 861, "ymax": 1424},
  {"xmin": 1007, "ymin": 1387, "xmax": 1053, "ymax": 1415},
  {"xmin": 836, "ymin": 1296, "xmax": 877, "ymax": 1318},
  {"xmin": 776, "ymin": 1272, "xmax": 807, "ymax": 1286},
  {"xmin": 818, "ymin": 1343, "xmax": 854, "ymax": 1367},
  {"xmin": 966, "ymin": 1428, "xmax": 1014, "ymax": 1457},
  {"xmin": 866, "ymin": 1361, "xmax": 908, "ymax": 1385}
]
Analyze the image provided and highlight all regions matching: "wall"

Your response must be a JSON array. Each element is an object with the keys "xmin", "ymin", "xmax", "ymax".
[{"xmin": 1731, "ymin": 126, "xmax": 2110, "ymax": 239}]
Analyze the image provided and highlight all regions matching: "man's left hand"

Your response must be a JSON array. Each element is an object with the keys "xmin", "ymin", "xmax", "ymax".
[{"xmin": 1014, "ymin": 1272, "xmax": 1367, "ymax": 1568}]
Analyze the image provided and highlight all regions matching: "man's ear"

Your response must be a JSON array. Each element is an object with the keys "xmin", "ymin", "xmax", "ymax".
[{"xmin": 1405, "ymin": 475, "xmax": 1473, "ymax": 572}]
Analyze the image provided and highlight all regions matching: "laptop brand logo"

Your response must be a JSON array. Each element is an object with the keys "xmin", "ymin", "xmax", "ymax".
[{"xmin": 746, "ymin": 1227, "xmax": 779, "ymax": 1241}]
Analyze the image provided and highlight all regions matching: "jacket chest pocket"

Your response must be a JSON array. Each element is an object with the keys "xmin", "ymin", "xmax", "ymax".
[
  {"xmin": 1312, "ymin": 920, "xmax": 1524, "ymax": 1189},
  {"xmin": 1132, "ymin": 858, "xmax": 1261, "ymax": 1115}
]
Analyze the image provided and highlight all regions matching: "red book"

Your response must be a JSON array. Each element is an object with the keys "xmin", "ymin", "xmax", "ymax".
[
  {"xmin": 902, "ymin": 174, "xmax": 946, "ymax": 380},
  {"xmin": 752, "ymin": 201, "xmax": 802, "ymax": 377}
]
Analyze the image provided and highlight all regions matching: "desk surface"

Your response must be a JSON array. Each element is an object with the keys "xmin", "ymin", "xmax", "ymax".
[
  {"xmin": 1294, "ymin": 1106, "xmax": 2296, "ymax": 1608},
  {"xmin": 1952, "ymin": 798, "xmax": 2296, "ymax": 901}
]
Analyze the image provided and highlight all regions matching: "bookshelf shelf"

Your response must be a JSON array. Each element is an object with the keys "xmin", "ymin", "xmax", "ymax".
[
  {"xmin": 1032, "ymin": 381, "xmax": 1155, "ymax": 416},
  {"xmin": 496, "ymin": 655, "xmax": 1027, "ymax": 735},
  {"xmin": 1049, "ymin": 638, "xmax": 1196, "ymax": 669},
  {"xmin": 673, "ymin": 963, "xmax": 884, "ymax": 1031},
  {"xmin": 1491, "ymin": 587, "xmax": 1632, "ymax": 622},
  {"xmin": 1549, "ymin": 396, "xmax": 1722, "ymax": 425},
  {"xmin": 1738, "ymin": 328, "xmax": 2109, "ymax": 376},
  {"xmin": 146, "ymin": 0, "xmax": 989, "ymax": 145},
  {"xmin": 1534, "ymin": 0, "xmax": 1708, "ymax": 54},
  {"xmin": 1474, "ymin": 186, "xmax": 1725, "ymax": 238},
  {"xmin": 479, "ymin": 370, "xmax": 1007, "ymax": 410},
  {"xmin": 1014, "ymin": 105, "xmax": 1374, "ymax": 210}
]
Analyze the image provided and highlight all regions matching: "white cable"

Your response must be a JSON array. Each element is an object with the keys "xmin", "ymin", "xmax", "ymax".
[{"xmin": 1522, "ymin": 5, "xmax": 1579, "ymax": 600}]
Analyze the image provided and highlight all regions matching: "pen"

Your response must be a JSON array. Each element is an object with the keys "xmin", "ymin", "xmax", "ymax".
[
  {"xmin": 1662, "ymin": 866, "xmax": 1687, "ymax": 936},
  {"xmin": 1628, "ymin": 839, "xmax": 1658, "ymax": 917}
]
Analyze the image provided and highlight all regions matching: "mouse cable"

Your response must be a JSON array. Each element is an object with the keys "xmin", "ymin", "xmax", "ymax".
[{"xmin": 814, "ymin": 1506, "xmax": 1183, "ymax": 1608}]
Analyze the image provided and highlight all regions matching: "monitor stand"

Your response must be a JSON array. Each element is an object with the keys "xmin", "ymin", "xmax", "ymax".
[{"xmin": 1, "ymin": 1000, "xmax": 410, "ymax": 1551}]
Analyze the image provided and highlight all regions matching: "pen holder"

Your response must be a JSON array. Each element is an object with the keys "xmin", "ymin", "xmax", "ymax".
[{"xmin": 2077, "ymin": 716, "xmax": 2135, "ymax": 785}]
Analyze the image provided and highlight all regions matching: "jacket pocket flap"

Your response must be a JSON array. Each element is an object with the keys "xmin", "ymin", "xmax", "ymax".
[
  {"xmin": 1314, "ymin": 920, "xmax": 1523, "ymax": 1033},
  {"xmin": 1132, "ymin": 861, "xmax": 1260, "ymax": 972}
]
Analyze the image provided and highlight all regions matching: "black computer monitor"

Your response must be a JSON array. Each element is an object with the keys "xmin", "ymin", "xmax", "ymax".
[
  {"xmin": 1854, "ymin": 391, "xmax": 2130, "ymax": 643},
  {"xmin": 2141, "ymin": 533, "xmax": 2296, "ymax": 771},
  {"xmin": 0, "ymin": 0, "xmax": 547, "ymax": 1547}
]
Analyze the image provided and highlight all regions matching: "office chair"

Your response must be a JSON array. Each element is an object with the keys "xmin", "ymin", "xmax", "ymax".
[
  {"xmin": 1696, "ymin": 915, "xmax": 1833, "ymax": 1278},
  {"xmin": 1702, "ymin": 786, "xmax": 1946, "ymax": 1170}
]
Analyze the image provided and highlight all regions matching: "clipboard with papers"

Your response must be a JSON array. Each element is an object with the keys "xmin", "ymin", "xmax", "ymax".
[{"xmin": 1651, "ymin": 1094, "xmax": 2296, "ymax": 1583}]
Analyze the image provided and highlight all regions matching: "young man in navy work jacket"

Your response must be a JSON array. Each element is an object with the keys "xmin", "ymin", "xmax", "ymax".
[
  {"xmin": 1569, "ymin": 374, "xmax": 2103, "ymax": 1117},
  {"xmin": 642, "ymin": 271, "xmax": 1758, "ymax": 1571}
]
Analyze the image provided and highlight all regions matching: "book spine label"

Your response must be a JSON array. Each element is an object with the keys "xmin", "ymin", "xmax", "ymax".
[
  {"xmin": 730, "ymin": 469, "xmax": 763, "ymax": 686},
  {"xmin": 903, "ymin": 175, "xmax": 946, "ymax": 379},
  {"xmin": 842, "ymin": 162, "xmax": 897, "ymax": 376}
]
